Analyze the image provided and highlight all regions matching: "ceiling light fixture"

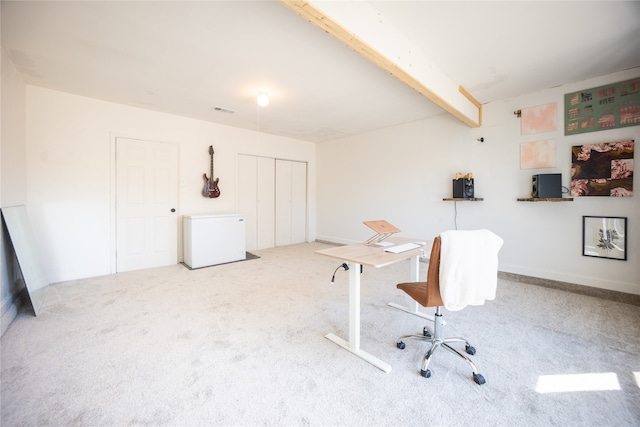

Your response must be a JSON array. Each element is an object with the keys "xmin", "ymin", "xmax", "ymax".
[{"xmin": 257, "ymin": 92, "xmax": 270, "ymax": 107}]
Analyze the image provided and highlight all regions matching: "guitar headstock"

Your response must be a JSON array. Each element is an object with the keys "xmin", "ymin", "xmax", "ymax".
[{"xmin": 208, "ymin": 145, "xmax": 214, "ymax": 155}]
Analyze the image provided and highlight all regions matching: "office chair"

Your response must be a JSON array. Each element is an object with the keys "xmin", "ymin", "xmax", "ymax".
[{"xmin": 395, "ymin": 230, "xmax": 503, "ymax": 385}]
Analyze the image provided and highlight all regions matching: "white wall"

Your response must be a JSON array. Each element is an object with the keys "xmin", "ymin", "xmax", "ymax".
[
  {"xmin": 25, "ymin": 86, "xmax": 316, "ymax": 283},
  {"xmin": 1, "ymin": 46, "xmax": 28, "ymax": 332},
  {"xmin": 11, "ymin": 64, "xmax": 640, "ymax": 296},
  {"xmin": 1, "ymin": 51, "xmax": 27, "ymax": 206},
  {"xmin": 317, "ymin": 68, "xmax": 640, "ymax": 295}
]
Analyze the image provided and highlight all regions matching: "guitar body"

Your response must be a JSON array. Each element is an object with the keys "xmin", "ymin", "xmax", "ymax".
[
  {"xmin": 203, "ymin": 146, "xmax": 221, "ymax": 198},
  {"xmin": 202, "ymin": 173, "xmax": 221, "ymax": 198}
]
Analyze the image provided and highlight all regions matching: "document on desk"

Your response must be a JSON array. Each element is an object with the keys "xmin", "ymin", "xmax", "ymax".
[{"xmin": 384, "ymin": 242, "xmax": 422, "ymax": 253}]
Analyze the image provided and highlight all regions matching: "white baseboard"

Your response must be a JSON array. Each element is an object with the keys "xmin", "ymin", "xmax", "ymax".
[
  {"xmin": 315, "ymin": 235, "xmax": 358, "ymax": 246},
  {"xmin": 1, "ymin": 295, "xmax": 19, "ymax": 337},
  {"xmin": 500, "ymin": 263, "xmax": 640, "ymax": 296}
]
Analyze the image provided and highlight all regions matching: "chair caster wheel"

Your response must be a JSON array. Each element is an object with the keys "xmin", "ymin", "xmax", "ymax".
[
  {"xmin": 423, "ymin": 327, "xmax": 432, "ymax": 338},
  {"xmin": 397, "ymin": 341, "xmax": 406, "ymax": 350},
  {"xmin": 473, "ymin": 373, "xmax": 486, "ymax": 385},
  {"xmin": 421, "ymin": 369, "xmax": 432, "ymax": 378},
  {"xmin": 465, "ymin": 345, "xmax": 476, "ymax": 355}
]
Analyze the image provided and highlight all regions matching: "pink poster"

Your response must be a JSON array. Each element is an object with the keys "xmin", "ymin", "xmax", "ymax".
[
  {"xmin": 521, "ymin": 140, "xmax": 556, "ymax": 169},
  {"xmin": 521, "ymin": 103, "xmax": 558, "ymax": 135}
]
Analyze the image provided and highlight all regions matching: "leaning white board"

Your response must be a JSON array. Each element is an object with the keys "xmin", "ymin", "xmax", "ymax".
[{"xmin": 1, "ymin": 205, "xmax": 49, "ymax": 315}]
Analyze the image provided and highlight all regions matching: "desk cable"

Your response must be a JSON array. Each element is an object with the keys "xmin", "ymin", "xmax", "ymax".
[
  {"xmin": 330, "ymin": 263, "xmax": 349, "ymax": 284},
  {"xmin": 330, "ymin": 263, "xmax": 364, "ymax": 284}
]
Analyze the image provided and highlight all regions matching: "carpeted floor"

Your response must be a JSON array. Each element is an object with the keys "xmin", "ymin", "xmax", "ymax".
[{"xmin": 1, "ymin": 242, "xmax": 639, "ymax": 426}]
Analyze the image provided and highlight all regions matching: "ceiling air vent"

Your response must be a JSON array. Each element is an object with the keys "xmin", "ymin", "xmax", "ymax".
[{"xmin": 213, "ymin": 106, "xmax": 235, "ymax": 114}]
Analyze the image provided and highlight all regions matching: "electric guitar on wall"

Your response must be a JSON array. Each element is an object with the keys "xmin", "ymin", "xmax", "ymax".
[{"xmin": 202, "ymin": 145, "xmax": 221, "ymax": 198}]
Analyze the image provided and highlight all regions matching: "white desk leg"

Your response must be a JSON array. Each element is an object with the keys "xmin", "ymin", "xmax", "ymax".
[
  {"xmin": 348, "ymin": 261, "xmax": 361, "ymax": 351},
  {"xmin": 410, "ymin": 253, "xmax": 420, "ymax": 281},
  {"xmin": 326, "ymin": 261, "xmax": 392, "ymax": 373},
  {"xmin": 387, "ymin": 254, "xmax": 436, "ymax": 321}
]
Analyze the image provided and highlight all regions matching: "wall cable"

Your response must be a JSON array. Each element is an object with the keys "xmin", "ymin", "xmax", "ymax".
[{"xmin": 454, "ymin": 201, "xmax": 458, "ymax": 230}]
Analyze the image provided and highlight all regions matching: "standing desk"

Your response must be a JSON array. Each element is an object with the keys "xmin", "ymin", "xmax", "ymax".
[{"xmin": 315, "ymin": 237, "xmax": 433, "ymax": 373}]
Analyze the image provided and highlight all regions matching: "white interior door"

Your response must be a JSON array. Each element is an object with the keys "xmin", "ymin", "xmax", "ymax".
[{"xmin": 116, "ymin": 137, "xmax": 178, "ymax": 272}]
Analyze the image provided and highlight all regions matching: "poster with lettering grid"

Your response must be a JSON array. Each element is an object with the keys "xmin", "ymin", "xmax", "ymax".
[{"xmin": 564, "ymin": 78, "xmax": 640, "ymax": 136}]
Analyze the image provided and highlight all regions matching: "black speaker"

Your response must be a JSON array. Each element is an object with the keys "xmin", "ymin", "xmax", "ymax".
[
  {"xmin": 532, "ymin": 173, "xmax": 561, "ymax": 198},
  {"xmin": 453, "ymin": 178, "xmax": 474, "ymax": 199}
]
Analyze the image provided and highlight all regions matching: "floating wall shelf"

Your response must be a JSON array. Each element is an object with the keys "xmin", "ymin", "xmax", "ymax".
[
  {"xmin": 517, "ymin": 197, "xmax": 573, "ymax": 202},
  {"xmin": 443, "ymin": 198, "xmax": 484, "ymax": 201}
]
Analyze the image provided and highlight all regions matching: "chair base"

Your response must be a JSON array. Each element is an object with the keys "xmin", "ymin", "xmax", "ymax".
[{"xmin": 396, "ymin": 307, "xmax": 486, "ymax": 385}]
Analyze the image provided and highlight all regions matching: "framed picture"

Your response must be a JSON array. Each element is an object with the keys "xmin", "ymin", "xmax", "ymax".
[{"xmin": 582, "ymin": 216, "xmax": 627, "ymax": 260}]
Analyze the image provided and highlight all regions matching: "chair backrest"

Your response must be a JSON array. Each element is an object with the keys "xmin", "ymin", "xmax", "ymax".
[
  {"xmin": 438, "ymin": 229, "xmax": 503, "ymax": 311},
  {"xmin": 396, "ymin": 237, "xmax": 444, "ymax": 307},
  {"xmin": 424, "ymin": 236, "xmax": 444, "ymax": 307},
  {"xmin": 398, "ymin": 230, "xmax": 502, "ymax": 310}
]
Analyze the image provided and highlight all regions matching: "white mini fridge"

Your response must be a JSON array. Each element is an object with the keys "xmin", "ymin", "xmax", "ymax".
[{"xmin": 183, "ymin": 214, "xmax": 246, "ymax": 269}]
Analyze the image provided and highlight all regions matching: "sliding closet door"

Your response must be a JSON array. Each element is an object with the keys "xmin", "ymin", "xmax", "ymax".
[
  {"xmin": 275, "ymin": 160, "xmax": 292, "ymax": 246},
  {"xmin": 237, "ymin": 154, "xmax": 258, "ymax": 251},
  {"xmin": 238, "ymin": 155, "xmax": 305, "ymax": 250},
  {"xmin": 237, "ymin": 154, "xmax": 275, "ymax": 251},
  {"xmin": 256, "ymin": 157, "xmax": 275, "ymax": 249},
  {"xmin": 275, "ymin": 159, "xmax": 307, "ymax": 246},
  {"xmin": 290, "ymin": 160, "xmax": 307, "ymax": 244}
]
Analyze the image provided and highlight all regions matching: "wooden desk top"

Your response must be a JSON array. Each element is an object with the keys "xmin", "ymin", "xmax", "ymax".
[{"xmin": 316, "ymin": 237, "xmax": 431, "ymax": 268}]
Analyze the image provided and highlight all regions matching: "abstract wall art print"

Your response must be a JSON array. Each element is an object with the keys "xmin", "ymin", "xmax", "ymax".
[{"xmin": 571, "ymin": 140, "xmax": 634, "ymax": 196}]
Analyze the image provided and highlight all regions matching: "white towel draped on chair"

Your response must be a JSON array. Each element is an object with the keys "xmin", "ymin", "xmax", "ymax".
[{"xmin": 439, "ymin": 230, "xmax": 504, "ymax": 311}]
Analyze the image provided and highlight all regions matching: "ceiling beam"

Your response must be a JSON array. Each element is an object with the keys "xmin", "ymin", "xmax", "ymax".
[{"xmin": 279, "ymin": 0, "xmax": 481, "ymax": 127}]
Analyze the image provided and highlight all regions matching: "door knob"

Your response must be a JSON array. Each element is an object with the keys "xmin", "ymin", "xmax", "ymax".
[{"xmin": 171, "ymin": 208, "xmax": 176, "ymax": 212}]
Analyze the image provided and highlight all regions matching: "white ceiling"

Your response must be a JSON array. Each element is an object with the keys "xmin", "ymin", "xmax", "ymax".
[{"xmin": 2, "ymin": 1, "xmax": 639, "ymax": 143}]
